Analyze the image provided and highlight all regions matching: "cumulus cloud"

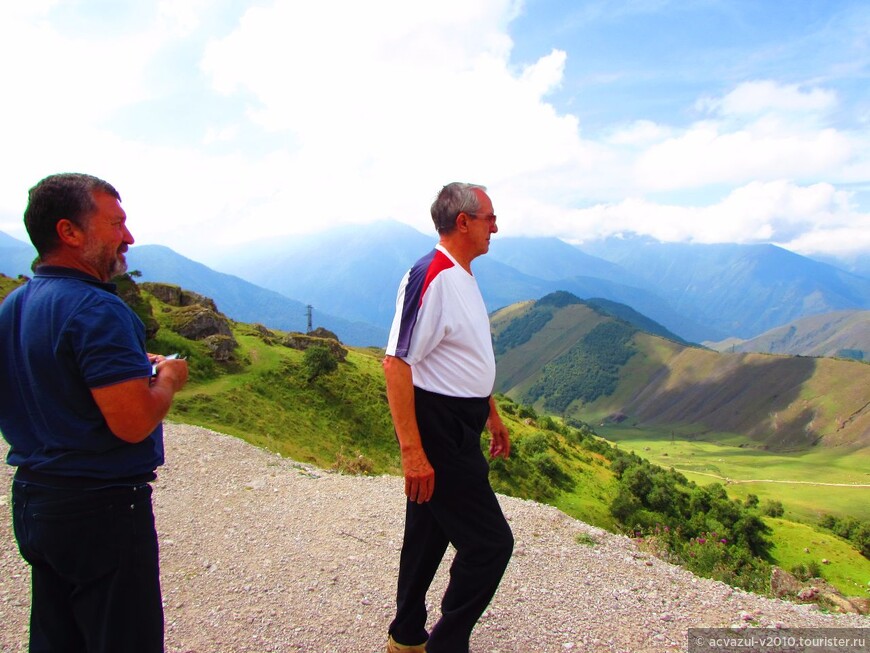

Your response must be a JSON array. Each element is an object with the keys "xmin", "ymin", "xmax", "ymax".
[
  {"xmin": 698, "ymin": 80, "xmax": 839, "ymax": 117},
  {"xmin": 634, "ymin": 123, "xmax": 853, "ymax": 190},
  {"xmin": 522, "ymin": 180, "xmax": 869, "ymax": 257},
  {"xmin": 0, "ymin": 1, "xmax": 867, "ymax": 265}
]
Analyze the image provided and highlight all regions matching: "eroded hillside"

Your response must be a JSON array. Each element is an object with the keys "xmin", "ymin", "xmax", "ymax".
[{"xmin": 493, "ymin": 293, "xmax": 870, "ymax": 451}]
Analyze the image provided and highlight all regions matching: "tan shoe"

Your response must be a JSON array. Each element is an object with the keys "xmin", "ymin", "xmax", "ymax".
[{"xmin": 386, "ymin": 634, "xmax": 427, "ymax": 653}]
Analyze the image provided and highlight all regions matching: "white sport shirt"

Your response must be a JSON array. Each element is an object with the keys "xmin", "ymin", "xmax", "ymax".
[{"xmin": 385, "ymin": 244, "xmax": 495, "ymax": 398}]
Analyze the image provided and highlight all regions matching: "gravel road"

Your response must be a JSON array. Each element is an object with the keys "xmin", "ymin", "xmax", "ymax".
[{"xmin": 1, "ymin": 423, "xmax": 866, "ymax": 652}]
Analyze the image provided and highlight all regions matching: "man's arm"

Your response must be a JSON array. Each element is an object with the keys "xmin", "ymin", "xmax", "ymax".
[
  {"xmin": 382, "ymin": 354, "xmax": 435, "ymax": 503},
  {"xmin": 91, "ymin": 358, "xmax": 189, "ymax": 444},
  {"xmin": 486, "ymin": 395, "xmax": 510, "ymax": 459}
]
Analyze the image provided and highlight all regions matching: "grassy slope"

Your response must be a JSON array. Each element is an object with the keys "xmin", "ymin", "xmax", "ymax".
[
  {"xmin": 584, "ymin": 337, "xmax": 870, "ymax": 450},
  {"xmin": 4, "ymin": 281, "xmax": 867, "ymax": 598},
  {"xmin": 717, "ymin": 310, "xmax": 870, "ymax": 358},
  {"xmin": 164, "ymin": 330, "xmax": 401, "ymax": 474},
  {"xmin": 490, "ymin": 297, "xmax": 870, "ymax": 596},
  {"xmin": 766, "ymin": 518, "xmax": 870, "ymax": 599},
  {"xmin": 0, "ymin": 274, "xmax": 26, "ymax": 298},
  {"xmin": 494, "ymin": 298, "xmax": 870, "ymax": 452}
]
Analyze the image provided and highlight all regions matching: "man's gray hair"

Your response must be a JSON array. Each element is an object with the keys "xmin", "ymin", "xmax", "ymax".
[{"xmin": 430, "ymin": 182, "xmax": 487, "ymax": 235}]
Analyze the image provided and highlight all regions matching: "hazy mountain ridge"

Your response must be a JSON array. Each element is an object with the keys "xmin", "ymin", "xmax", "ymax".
[
  {"xmin": 2, "ymin": 225, "xmax": 869, "ymax": 348},
  {"xmin": 707, "ymin": 310, "xmax": 870, "ymax": 360},
  {"xmin": 126, "ymin": 246, "xmax": 386, "ymax": 347},
  {"xmin": 577, "ymin": 235, "xmax": 870, "ymax": 340},
  {"xmin": 492, "ymin": 293, "xmax": 870, "ymax": 452}
]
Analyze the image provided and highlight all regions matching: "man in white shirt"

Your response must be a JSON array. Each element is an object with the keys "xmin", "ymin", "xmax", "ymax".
[{"xmin": 383, "ymin": 182, "xmax": 514, "ymax": 653}]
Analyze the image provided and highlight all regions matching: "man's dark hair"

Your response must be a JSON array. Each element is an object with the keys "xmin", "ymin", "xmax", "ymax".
[
  {"xmin": 24, "ymin": 173, "xmax": 121, "ymax": 256},
  {"xmin": 430, "ymin": 182, "xmax": 486, "ymax": 235}
]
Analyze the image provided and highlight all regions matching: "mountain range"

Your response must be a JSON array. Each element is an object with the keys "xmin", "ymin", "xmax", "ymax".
[
  {"xmin": 708, "ymin": 310, "xmax": 870, "ymax": 361},
  {"xmin": 2, "ymin": 223, "xmax": 869, "ymax": 348},
  {"xmin": 491, "ymin": 292, "xmax": 870, "ymax": 452}
]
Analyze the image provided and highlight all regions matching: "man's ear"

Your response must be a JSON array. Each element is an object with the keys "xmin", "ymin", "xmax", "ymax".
[
  {"xmin": 455, "ymin": 212, "xmax": 470, "ymax": 233},
  {"xmin": 56, "ymin": 219, "xmax": 85, "ymax": 247}
]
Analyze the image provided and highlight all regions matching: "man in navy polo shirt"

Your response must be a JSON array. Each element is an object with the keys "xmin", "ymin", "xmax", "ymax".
[
  {"xmin": 383, "ymin": 182, "xmax": 514, "ymax": 653},
  {"xmin": 0, "ymin": 173, "xmax": 189, "ymax": 652}
]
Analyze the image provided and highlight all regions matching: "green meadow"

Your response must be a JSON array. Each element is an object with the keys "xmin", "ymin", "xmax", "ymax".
[
  {"xmin": 767, "ymin": 518, "xmax": 870, "ymax": 599},
  {"xmin": 598, "ymin": 425, "xmax": 870, "ymax": 522},
  {"xmin": 597, "ymin": 424, "xmax": 870, "ymax": 596}
]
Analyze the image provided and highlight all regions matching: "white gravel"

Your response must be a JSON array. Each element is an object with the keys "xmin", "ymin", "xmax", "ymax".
[{"xmin": 1, "ymin": 423, "xmax": 866, "ymax": 652}]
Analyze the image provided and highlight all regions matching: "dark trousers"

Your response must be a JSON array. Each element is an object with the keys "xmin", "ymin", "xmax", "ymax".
[
  {"xmin": 389, "ymin": 389, "xmax": 514, "ymax": 653},
  {"xmin": 11, "ymin": 481, "xmax": 164, "ymax": 653}
]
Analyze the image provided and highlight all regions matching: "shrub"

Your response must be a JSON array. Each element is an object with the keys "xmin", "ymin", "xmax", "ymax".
[
  {"xmin": 761, "ymin": 499, "xmax": 784, "ymax": 517},
  {"xmin": 679, "ymin": 534, "xmax": 771, "ymax": 594},
  {"xmin": 517, "ymin": 405, "xmax": 538, "ymax": 420},
  {"xmin": 303, "ymin": 346, "xmax": 339, "ymax": 381},
  {"xmin": 519, "ymin": 432, "xmax": 551, "ymax": 457}
]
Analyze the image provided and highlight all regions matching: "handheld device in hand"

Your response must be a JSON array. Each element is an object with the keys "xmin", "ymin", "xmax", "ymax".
[{"xmin": 151, "ymin": 353, "xmax": 180, "ymax": 376}]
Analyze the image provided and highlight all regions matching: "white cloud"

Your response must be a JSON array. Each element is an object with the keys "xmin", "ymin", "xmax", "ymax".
[
  {"xmin": 698, "ymin": 80, "xmax": 838, "ymax": 117},
  {"xmin": 634, "ymin": 122, "xmax": 853, "ymax": 190},
  {"xmin": 509, "ymin": 180, "xmax": 869, "ymax": 259},
  {"xmin": 607, "ymin": 120, "xmax": 673, "ymax": 146},
  {"xmin": 0, "ymin": 1, "xmax": 867, "ymax": 266},
  {"xmin": 194, "ymin": 0, "xmax": 592, "ymax": 240}
]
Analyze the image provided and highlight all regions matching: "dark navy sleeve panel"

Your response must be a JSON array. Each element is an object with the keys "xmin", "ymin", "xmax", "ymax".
[{"xmin": 393, "ymin": 249, "xmax": 455, "ymax": 358}]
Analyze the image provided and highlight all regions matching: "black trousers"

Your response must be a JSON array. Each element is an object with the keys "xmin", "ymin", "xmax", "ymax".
[
  {"xmin": 389, "ymin": 388, "xmax": 514, "ymax": 653},
  {"xmin": 11, "ymin": 481, "xmax": 164, "ymax": 653}
]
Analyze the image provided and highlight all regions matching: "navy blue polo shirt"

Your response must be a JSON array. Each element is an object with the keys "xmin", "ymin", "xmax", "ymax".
[{"xmin": 0, "ymin": 266, "xmax": 163, "ymax": 479}]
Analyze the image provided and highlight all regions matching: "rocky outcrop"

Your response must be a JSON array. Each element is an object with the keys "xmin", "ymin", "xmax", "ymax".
[
  {"xmin": 770, "ymin": 566, "xmax": 868, "ymax": 614},
  {"xmin": 141, "ymin": 282, "xmax": 220, "ymax": 313},
  {"xmin": 114, "ymin": 274, "xmax": 159, "ymax": 339},
  {"xmin": 308, "ymin": 327, "xmax": 340, "ymax": 342},
  {"xmin": 282, "ymin": 332, "xmax": 348, "ymax": 362},
  {"xmin": 202, "ymin": 334, "xmax": 237, "ymax": 362},
  {"xmin": 170, "ymin": 305, "xmax": 235, "ymax": 341},
  {"xmin": 141, "ymin": 282, "xmax": 239, "ymax": 361},
  {"xmin": 250, "ymin": 323, "xmax": 278, "ymax": 344}
]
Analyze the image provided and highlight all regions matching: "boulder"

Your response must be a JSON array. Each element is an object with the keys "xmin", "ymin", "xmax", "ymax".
[
  {"xmin": 171, "ymin": 305, "xmax": 234, "ymax": 341},
  {"xmin": 141, "ymin": 282, "xmax": 220, "ymax": 313},
  {"xmin": 202, "ymin": 335, "xmax": 237, "ymax": 362},
  {"xmin": 281, "ymin": 332, "xmax": 347, "ymax": 362},
  {"xmin": 770, "ymin": 567, "xmax": 802, "ymax": 598},
  {"xmin": 308, "ymin": 326, "xmax": 340, "ymax": 342}
]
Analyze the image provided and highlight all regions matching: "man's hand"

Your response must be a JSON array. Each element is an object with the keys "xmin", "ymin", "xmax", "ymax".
[
  {"xmin": 487, "ymin": 398, "xmax": 510, "ymax": 459},
  {"xmin": 151, "ymin": 357, "xmax": 189, "ymax": 392},
  {"xmin": 383, "ymin": 354, "xmax": 437, "ymax": 503},
  {"xmin": 401, "ymin": 445, "xmax": 435, "ymax": 503}
]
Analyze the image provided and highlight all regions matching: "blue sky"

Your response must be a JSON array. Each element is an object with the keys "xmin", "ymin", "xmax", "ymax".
[{"xmin": 0, "ymin": 0, "xmax": 867, "ymax": 264}]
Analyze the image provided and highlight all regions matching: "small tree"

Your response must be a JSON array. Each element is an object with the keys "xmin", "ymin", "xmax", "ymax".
[
  {"xmin": 303, "ymin": 346, "xmax": 338, "ymax": 381},
  {"xmin": 761, "ymin": 499, "xmax": 784, "ymax": 518}
]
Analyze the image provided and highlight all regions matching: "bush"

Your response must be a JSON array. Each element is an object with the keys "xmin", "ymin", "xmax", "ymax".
[
  {"xmin": 608, "ymin": 454, "xmax": 774, "ymax": 592},
  {"xmin": 819, "ymin": 515, "xmax": 870, "ymax": 559},
  {"xmin": 679, "ymin": 534, "xmax": 771, "ymax": 594},
  {"xmin": 791, "ymin": 561, "xmax": 823, "ymax": 581},
  {"xmin": 517, "ymin": 405, "xmax": 538, "ymax": 420},
  {"xmin": 519, "ymin": 432, "xmax": 551, "ymax": 457},
  {"xmin": 761, "ymin": 499, "xmax": 784, "ymax": 517},
  {"xmin": 303, "ymin": 346, "xmax": 339, "ymax": 381}
]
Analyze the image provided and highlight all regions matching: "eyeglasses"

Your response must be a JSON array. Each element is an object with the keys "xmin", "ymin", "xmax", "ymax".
[{"xmin": 465, "ymin": 212, "xmax": 497, "ymax": 225}]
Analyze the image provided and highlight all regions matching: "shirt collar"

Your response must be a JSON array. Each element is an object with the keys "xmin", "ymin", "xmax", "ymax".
[{"xmin": 34, "ymin": 265, "xmax": 118, "ymax": 294}]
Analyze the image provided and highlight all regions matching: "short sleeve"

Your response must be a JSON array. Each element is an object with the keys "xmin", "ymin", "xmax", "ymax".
[{"xmin": 65, "ymin": 296, "xmax": 152, "ymax": 388}]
